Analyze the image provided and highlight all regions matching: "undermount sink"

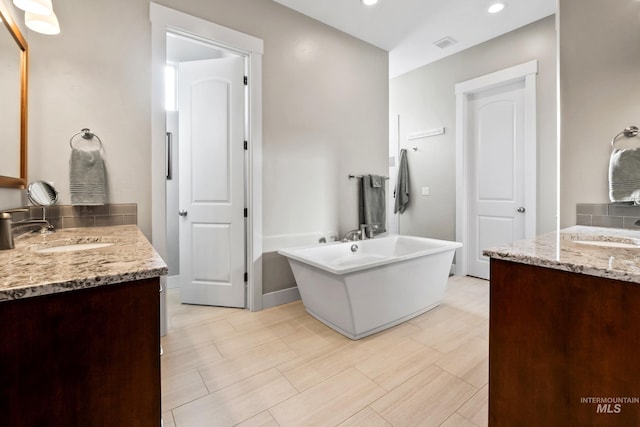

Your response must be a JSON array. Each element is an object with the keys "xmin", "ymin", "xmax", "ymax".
[
  {"xmin": 34, "ymin": 242, "xmax": 115, "ymax": 253},
  {"xmin": 572, "ymin": 240, "xmax": 640, "ymax": 249}
]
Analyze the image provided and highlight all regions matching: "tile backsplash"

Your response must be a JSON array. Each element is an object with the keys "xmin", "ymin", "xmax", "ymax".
[
  {"xmin": 576, "ymin": 203, "xmax": 640, "ymax": 230},
  {"xmin": 11, "ymin": 203, "xmax": 137, "ymax": 231}
]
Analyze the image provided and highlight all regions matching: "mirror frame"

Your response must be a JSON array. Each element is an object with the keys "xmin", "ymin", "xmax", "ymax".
[{"xmin": 0, "ymin": 4, "xmax": 28, "ymax": 189}]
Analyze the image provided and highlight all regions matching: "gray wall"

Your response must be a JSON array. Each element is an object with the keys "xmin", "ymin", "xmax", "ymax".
[
  {"xmin": 0, "ymin": 0, "xmax": 388, "ymax": 298},
  {"xmin": 559, "ymin": 0, "xmax": 640, "ymax": 227},
  {"xmin": 0, "ymin": 0, "xmax": 389, "ymax": 241},
  {"xmin": 389, "ymin": 16, "xmax": 557, "ymax": 241}
]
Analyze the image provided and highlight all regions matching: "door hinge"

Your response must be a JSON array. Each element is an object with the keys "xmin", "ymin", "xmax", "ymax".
[
  {"xmin": 244, "ymin": 140, "xmax": 248, "ymax": 150},
  {"xmin": 244, "ymin": 76, "xmax": 248, "ymax": 85},
  {"xmin": 244, "ymin": 272, "xmax": 248, "ymax": 282},
  {"xmin": 244, "ymin": 208, "xmax": 248, "ymax": 218}
]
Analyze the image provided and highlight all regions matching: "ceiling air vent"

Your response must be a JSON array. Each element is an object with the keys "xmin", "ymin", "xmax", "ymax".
[{"xmin": 433, "ymin": 36, "xmax": 457, "ymax": 49}]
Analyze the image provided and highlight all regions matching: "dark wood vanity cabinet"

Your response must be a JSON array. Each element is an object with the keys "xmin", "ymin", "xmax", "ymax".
[
  {"xmin": 0, "ymin": 278, "xmax": 161, "ymax": 426},
  {"xmin": 489, "ymin": 259, "xmax": 640, "ymax": 426}
]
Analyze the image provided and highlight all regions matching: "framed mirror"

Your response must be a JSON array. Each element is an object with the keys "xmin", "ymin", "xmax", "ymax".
[{"xmin": 0, "ymin": 4, "xmax": 28, "ymax": 189}]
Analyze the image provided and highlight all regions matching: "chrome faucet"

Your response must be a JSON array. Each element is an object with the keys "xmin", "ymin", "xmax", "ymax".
[
  {"xmin": 0, "ymin": 209, "xmax": 52, "ymax": 250},
  {"xmin": 360, "ymin": 224, "xmax": 375, "ymax": 239},
  {"xmin": 342, "ymin": 229, "xmax": 362, "ymax": 242}
]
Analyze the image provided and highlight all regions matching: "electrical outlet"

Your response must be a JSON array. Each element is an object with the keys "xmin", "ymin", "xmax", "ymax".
[{"xmin": 421, "ymin": 187, "xmax": 430, "ymax": 196}]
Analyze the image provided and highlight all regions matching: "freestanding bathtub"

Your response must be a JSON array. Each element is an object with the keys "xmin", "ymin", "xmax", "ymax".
[{"xmin": 278, "ymin": 235, "xmax": 462, "ymax": 340}]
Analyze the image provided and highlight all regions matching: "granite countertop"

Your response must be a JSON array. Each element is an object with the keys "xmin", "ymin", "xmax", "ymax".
[
  {"xmin": 483, "ymin": 226, "xmax": 640, "ymax": 284},
  {"xmin": 0, "ymin": 225, "xmax": 168, "ymax": 302}
]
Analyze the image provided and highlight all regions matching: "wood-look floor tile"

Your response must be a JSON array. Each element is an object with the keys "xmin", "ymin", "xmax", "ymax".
[
  {"xmin": 458, "ymin": 384, "xmax": 488, "ymax": 426},
  {"xmin": 235, "ymin": 411, "xmax": 280, "ymax": 427},
  {"xmin": 215, "ymin": 327, "xmax": 280, "ymax": 357},
  {"xmin": 168, "ymin": 303, "xmax": 240, "ymax": 331},
  {"xmin": 172, "ymin": 369, "xmax": 297, "ymax": 427},
  {"xmin": 161, "ymin": 411, "xmax": 175, "ymax": 427},
  {"xmin": 355, "ymin": 338, "xmax": 442, "ymax": 391},
  {"xmin": 435, "ymin": 337, "xmax": 488, "ymax": 388},
  {"xmin": 162, "ymin": 278, "xmax": 490, "ymax": 426},
  {"xmin": 280, "ymin": 342, "xmax": 371, "ymax": 392},
  {"xmin": 198, "ymin": 339, "xmax": 297, "ymax": 392},
  {"xmin": 225, "ymin": 301, "xmax": 307, "ymax": 333},
  {"xmin": 161, "ymin": 369, "xmax": 208, "ymax": 411},
  {"xmin": 270, "ymin": 368, "xmax": 386, "ymax": 427},
  {"xmin": 278, "ymin": 328, "xmax": 346, "ymax": 369},
  {"xmin": 161, "ymin": 318, "xmax": 236, "ymax": 355},
  {"xmin": 337, "ymin": 407, "xmax": 392, "ymax": 427},
  {"xmin": 440, "ymin": 412, "xmax": 478, "ymax": 427},
  {"xmin": 161, "ymin": 340, "xmax": 223, "ymax": 378},
  {"xmin": 412, "ymin": 317, "xmax": 483, "ymax": 354},
  {"xmin": 370, "ymin": 365, "xmax": 477, "ymax": 426},
  {"xmin": 354, "ymin": 321, "xmax": 423, "ymax": 354}
]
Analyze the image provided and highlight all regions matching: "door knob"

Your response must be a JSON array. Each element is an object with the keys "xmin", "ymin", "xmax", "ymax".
[
  {"xmin": 178, "ymin": 210, "xmax": 188, "ymax": 217},
  {"xmin": 516, "ymin": 207, "xmax": 526, "ymax": 213}
]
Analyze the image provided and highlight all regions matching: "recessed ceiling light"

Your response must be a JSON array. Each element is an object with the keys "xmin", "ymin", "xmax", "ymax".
[
  {"xmin": 362, "ymin": 0, "xmax": 378, "ymax": 5},
  {"xmin": 488, "ymin": 2, "xmax": 505, "ymax": 13}
]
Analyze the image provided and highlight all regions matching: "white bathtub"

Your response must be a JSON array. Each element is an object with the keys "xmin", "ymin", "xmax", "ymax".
[{"xmin": 278, "ymin": 235, "xmax": 462, "ymax": 340}]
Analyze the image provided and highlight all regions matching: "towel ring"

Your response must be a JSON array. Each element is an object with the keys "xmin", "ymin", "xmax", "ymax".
[
  {"xmin": 610, "ymin": 125, "xmax": 639, "ymax": 147},
  {"xmin": 69, "ymin": 128, "xmax": 104, "ymax": 151}
]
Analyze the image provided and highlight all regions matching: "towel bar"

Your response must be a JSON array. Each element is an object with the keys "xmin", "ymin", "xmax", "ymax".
[
  {"xmin": 348, "ymin": 174, "xmax": 389, "ymax": 180},
  {"xmin": 610, "ymin": 125, "xmax": 639, "ymax": 147},
  {"xmin": 69, "ymin": 128, "xmax": 104, "ymax": 151}
]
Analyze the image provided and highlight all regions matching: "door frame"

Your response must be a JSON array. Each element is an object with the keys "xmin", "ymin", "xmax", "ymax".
[
  {"xmin": 454, "ymin": 60, "xmax": 537, "ymax": 276},
  {"xmin": 150, "ymin": 3, "xmax": 265, "ymax": 311}
]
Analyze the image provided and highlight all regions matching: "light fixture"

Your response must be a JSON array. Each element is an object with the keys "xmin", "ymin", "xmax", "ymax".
[
  {"xmin": 12, "ymin": 0, "xmax": 53, "ymax": 15},
  {"xmin": 488, "ymin": 2, "xmax": 505, "ymax": 13},
  {"xmin": 362, "ymin": 0, "xmax": 378, "ymax": 5},
  {"xmin": 25, "ymin": 10, "xmax": 60, "ymax": 35}
]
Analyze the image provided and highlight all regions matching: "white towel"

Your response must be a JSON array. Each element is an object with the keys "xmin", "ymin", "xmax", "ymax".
[{"xmin": 69, "ymin": 148, "xmax": 107, "ymax": 206}]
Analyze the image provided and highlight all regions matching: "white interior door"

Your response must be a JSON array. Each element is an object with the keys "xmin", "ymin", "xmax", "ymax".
[
  {"xmin": 178, "ymin": 57, "xmax": 245, "ymax": 308},
  {"xmin": 467, "ymin": 80, "xmax": 526, "ymax": 279}
]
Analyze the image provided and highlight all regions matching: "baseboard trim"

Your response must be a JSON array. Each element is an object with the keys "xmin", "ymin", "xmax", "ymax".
[
  {"xmin": 167, "ymin": 275, "xmax": 180, "ymax": 289},
  {"xmin": 262, "ymin": 286, "xmax": 301, "ymax": 309}
]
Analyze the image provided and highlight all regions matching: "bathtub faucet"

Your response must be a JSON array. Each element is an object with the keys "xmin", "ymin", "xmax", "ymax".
[{"xmin": 360, "ymin": 224, "xmax": 375, "ymax": 239}]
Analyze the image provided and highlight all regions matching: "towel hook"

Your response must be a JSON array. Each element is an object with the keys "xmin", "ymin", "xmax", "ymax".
[
  {"xmin": 610, "ymin": 125, "xmax": 639, "ymax": 147},
  {"xmin": 69, "ymin": 128, "xmax": 104, "ymax": 151}
]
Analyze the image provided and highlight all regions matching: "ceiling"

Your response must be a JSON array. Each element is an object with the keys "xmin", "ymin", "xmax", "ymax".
[{"xmin": 272, "ymin": 0, "xmax": 556, "ymax": 78}]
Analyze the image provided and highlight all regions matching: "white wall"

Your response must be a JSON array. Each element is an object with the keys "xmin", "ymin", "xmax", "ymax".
[
  {"xmin": 559, "ymin": 0, "xmax": 640, "ymax": 227},
  {"xmin": 390, "ymin": 16, "xmax": 557, "ymax": 240},
  {"xmin": 16, "ymin": 0, "xmax": 388, "ymax": 243}
]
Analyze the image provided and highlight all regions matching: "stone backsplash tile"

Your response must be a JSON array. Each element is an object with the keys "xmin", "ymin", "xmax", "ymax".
[
  {"xmin": 577, "ymin": 203, "xmax": 640, "ymax": 230},
  {"xmin": 576, "ymin": 204, "xmax": 609, "ymax": 216},
  {"xmin": 12, "ymin": 203, "xmax": 138, "ymax": 232}
]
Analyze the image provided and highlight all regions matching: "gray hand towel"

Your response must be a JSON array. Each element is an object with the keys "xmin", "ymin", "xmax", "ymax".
[
  {"xmin": 609, "ymin": 147, "xmax": 640, "ymax": 203},
  {"xmin": 370, "ymin": 175, "xmax": 384, "ymax": 188},
  {"xmin": 394, "ymin": 149, "xmax": 410, "ymax": 214},
  {"xmin": 70, "ymin": 148, "xmax": 107, "ymax": 206},
  {"xmin": 359, "ymin": 175, "xmax": 386, "ymax": 234}
]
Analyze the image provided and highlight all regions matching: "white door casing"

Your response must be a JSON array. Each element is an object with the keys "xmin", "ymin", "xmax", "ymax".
[
  {"xmin": 455, "ymin": 60, "xmax": 537, "ymax": 278},
  {"xmin": 179, "ymin": 58, "xmax": 245, "ymax": 307},
  {"xmin": 150, "ymin": 3, "xmax": 264, "ymax": 311}
]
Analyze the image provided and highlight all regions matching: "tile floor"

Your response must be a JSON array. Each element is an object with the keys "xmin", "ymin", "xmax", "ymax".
[{"xmin": 161, "ymin": 275, "xmax": 489, "ymax": 427}]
